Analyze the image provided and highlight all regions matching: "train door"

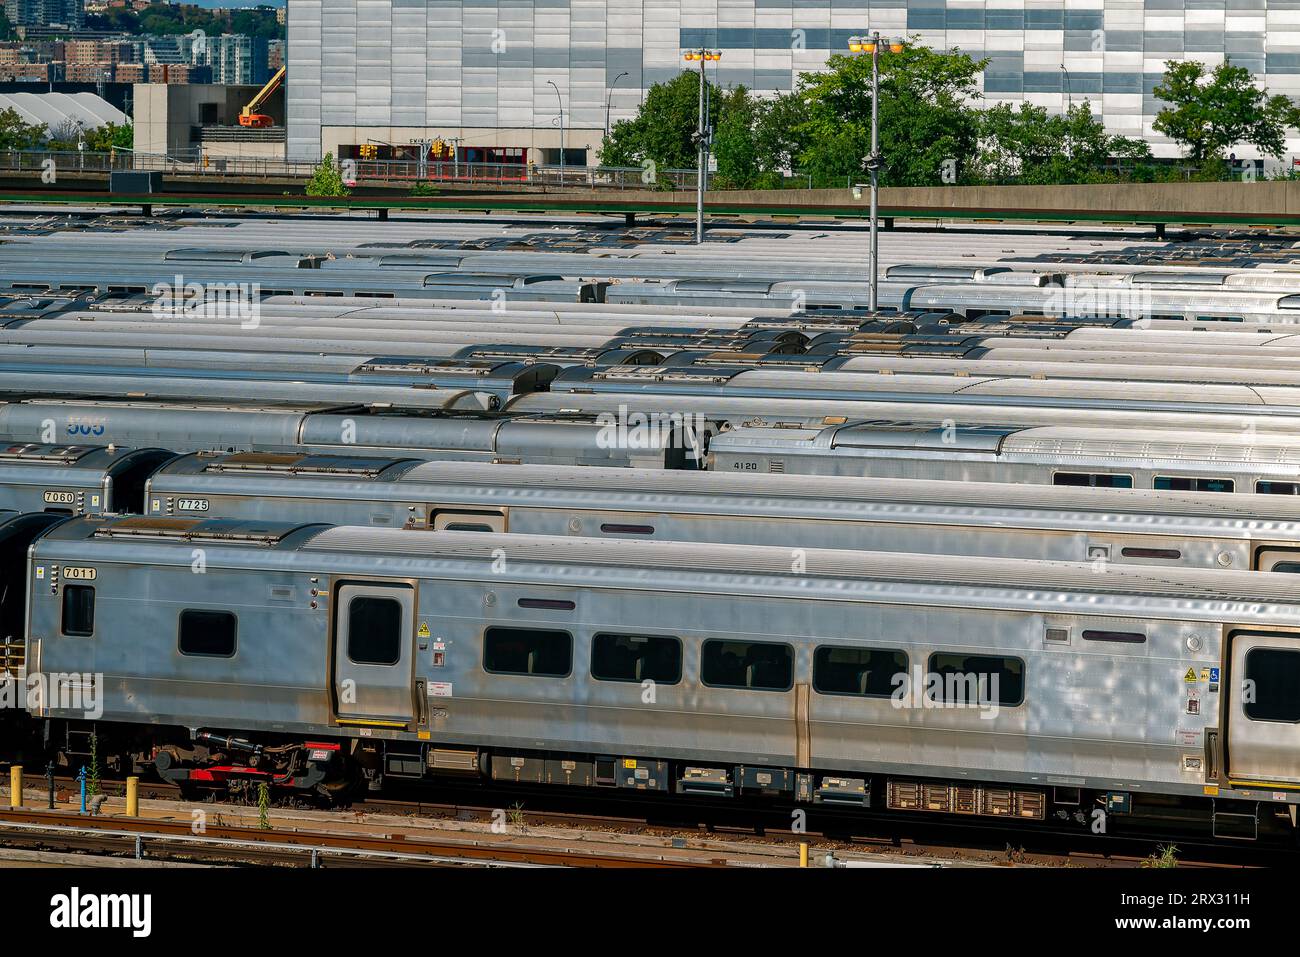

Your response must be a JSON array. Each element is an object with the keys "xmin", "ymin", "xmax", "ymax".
[
  {"xmin": 1226, "ymin": 629, "xmax": 1300, "ymax": 786},
  {"xmin": 331, "ymin": 582, "xmax": 416, "ymax": 728},
  {"xmin": 0, "ymin": 513, "xmax": 67, "ymax": 677}
]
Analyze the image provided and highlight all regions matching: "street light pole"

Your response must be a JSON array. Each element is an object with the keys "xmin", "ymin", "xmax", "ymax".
[
  {"xmin": 548, "ymin": 79, "xmax": 565, "ymax": 185},
  {"xmin": 683, "ymin": 48, "xmax": 721, "ymax": 244},
  {"xmin": 869, "ymin": 31, "xmax": 880, "ymax": 311},
  {"xmin": 605, "ymin": 71, "xmax": 629, "ymax": 138},
  {"xmin": 849, "ymin": 32, "xmax": 903, "ymax": 312},
  {"xmin": 696, "ymin": 53, "xmax": 706, "ymax": 243}
]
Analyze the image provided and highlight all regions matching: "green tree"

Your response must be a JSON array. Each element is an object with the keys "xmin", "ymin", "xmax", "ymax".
[
  {"xmin": 85, "ymin": 122, "xmax": 134, "ymax": 153},
  {"xmin": 712, "ymin": 87, "xmax": 767, "ymax": 188},
  {"xmin": 976, "ymin": 102, "xmax": 1150, "ymax": 185},
  {"xmin": 751, "ymin": 91, "xmax": 805, "ymax": 183},
  {"xmin": 791, "ymin": 40, "xmax": 986, "ymax": 187},
  {"xmin": 305, "ymin": 153, "xmax": 350, "ymax": 197},
  {"xmin": 599, "ymin": 70, "xmax": 721, "ymax": 173},
  {"xmin": 0, "ymin": 108, "xmax": 46, "ymax": 151},
  {"xmin": 1153, "ymin": 59, "xmax": 1300, "ymax": 162}
]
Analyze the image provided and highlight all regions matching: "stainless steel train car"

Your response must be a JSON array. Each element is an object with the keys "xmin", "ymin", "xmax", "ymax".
[
  {"xmin": 0, "ymin": 255, "xmax": 606, "ymax": 302},
  {"xmin": 525, "ymin": 365, "xmax": 1300, "ymax": 432},
  {"xmin": 709, "ymin": 422, "xmax": 1300, "ymax": 494},
  {"xmin": 0, "ymin": 444, "xmax": 175, "ymax": 515},
  {"xmin": 143, "ymin": 456, "xmax": 1300, "ymax": 572},
  {"xmin": 0, "ymin": 400, "xmax": 694, "ymax": 469},
  {"xmin": 18, "ymin": 516, "xmax": 1298, "ymax": 840},
  {"xmin": 0, "ymin": 352, "xmax": 556, "ymax": 407},
  {"xmin": 822, "ymin": 354, "xmax": 1300, "ymax": 388},
  {"xmin": 603, "ymin": 276, "xmax": 1300, "ymax": 322},
  {"xmin": 547, "ymin": 364, "xmax": 1300, "ymax": 410}
]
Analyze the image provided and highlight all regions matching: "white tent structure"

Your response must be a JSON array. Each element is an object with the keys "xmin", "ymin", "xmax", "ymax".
[{"xmin": 0, "ymin": 92, "xmax": 128, "ymax": 140}]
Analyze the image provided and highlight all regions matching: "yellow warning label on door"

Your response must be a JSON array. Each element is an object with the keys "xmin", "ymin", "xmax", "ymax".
[
  {"xmin": 418, "ymin": 622, "xmax": 430, "ymax": 638},
  {"xmin": 1200, "ymin": 668, "xmax": 1211, "ymax": 681},
  {"xmin": 1184, "ymin": 668, "xmax": 1198, "ymax": 682}
]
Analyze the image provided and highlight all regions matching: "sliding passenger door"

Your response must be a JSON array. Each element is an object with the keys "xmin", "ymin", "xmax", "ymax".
[
  {"xmin": 332, "ymin": 582, "xmax": 416, "ymax": 728},
  {"xmin": 1226, "ymin": 630, "xmax": 1300, "ymax": 786}
]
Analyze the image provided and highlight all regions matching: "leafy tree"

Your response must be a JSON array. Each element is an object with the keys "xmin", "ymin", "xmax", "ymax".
[
  {"xmin": 975, "ymin": 102, "xmax": 1149, "ymax": 184},
  {"xmin": 86, "ymin": 122, "xmax": 134, "ymax": 153},
  {"xmin": 751, "ymin": 91, "xmax": 805, "ymax": 182},
  {"xmin": 599, "ymin": 70, "xmax": 721, "ymax": 173},
  {"xmin": 791, "ymin": 40, "xmax": 986, "ymax": 187},
  {"xmin": 305, "ymin": 153, "xmax": 350, "ymax": 197},
  {"xmin": 1153, "ymin": 59, "xmax": 1300, "ymax": 162},
  {"xmin": 0, "ymin": 108, "xmax": 47, "ymax": 151},
  {"xmin": 712, "ymin": 87, "xmax": 769, "ymax": 188},
  {"xmin": 87, "ymin": 4, "xmax": 284, "ymax": 40}
]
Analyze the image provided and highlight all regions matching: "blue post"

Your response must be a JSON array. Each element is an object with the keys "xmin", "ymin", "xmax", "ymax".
[{"xmin": 77, "ymin": 765, "xmax": 86, "ymax": 815}]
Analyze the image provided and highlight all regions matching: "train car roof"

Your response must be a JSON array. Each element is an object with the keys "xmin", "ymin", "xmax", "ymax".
[
  {"xmin": 145, "ymin": 457, "xmax": 1300, "ymax": 529},
  {"xmin": 38, "ymin": 518, "xmax": 1300, "ymax": 607}
]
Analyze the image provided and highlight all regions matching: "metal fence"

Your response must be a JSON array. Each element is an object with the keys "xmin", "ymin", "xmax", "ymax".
[{"xmin": 0, "ymin": 148, "xmax": 840, "ymax": 190}]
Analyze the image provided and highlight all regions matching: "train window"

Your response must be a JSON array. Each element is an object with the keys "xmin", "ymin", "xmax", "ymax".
[
  {"xmin": 926, "ymin": 653, "xmax": 1024, "ymax": 707},
  {"xmin": 1256, "ymin": 481, "xmax": 1300, "ymax": 495},
  {"xmin": 1082, "ymin": 629, "xmax": 1146, "ymax": 644},
  {"xmin": 60, "ymin": 585, "xmax": 94, "ymax": 638},
  {"xmin": 1052, "ymin": 472, "xmax": 1133, "ymax": 489},
  {"xmin": 1119, "ymin": 547, "xmax": 1181, "ymax": 560},
  {"xmin": 701, "ymin": 639, "xmax": 793, "ymax": 692},
  {"xmin": 591, "ymin": 633, "xmax": 682, "ymax": 684},
  {"xmin": 347, "ymin": 597, "xmax": 402, "ymax": 665},
  {"xmin": 178, "ymin": 610, "xmax": 237, "ymax": 658},
  {"xmin": 1154, "ymin": 476, "xmax": 1235, "ymax": 493},
  {"xmin": 1243, "ymin": 648, "xmax": 1300, "ymax": 722},
  {"xmin": 484, "ymin": 627, "xmax": 571, "ymax": 677},
  {"xmin": 518, "ymin": 598, "xmax": 575, "ymax": 611},
  {"xmin": 813, "ymin": 646, "xmax": 907, "ymax": 698},
  {"xmin": 431, "ymin": 509, "xmax": 506, "ymax": 533}
]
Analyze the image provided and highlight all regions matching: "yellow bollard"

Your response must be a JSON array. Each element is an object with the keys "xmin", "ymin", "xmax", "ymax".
[
  {"xmin": 799, "ymin": 842, "xmax": 808, "ymax": 868},
  {"xmin": 126, "ymin": 776, "xmax": 139, "ymax": 817},
  {"xmin": 9, "ymin": 765, "xmax": 20, "ymax": 808}
]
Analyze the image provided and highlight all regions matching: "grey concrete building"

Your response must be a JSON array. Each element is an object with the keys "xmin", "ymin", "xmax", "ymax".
[{"xmin": 285, "ymin": 0, "xmax": 1300, "ymax": 165}]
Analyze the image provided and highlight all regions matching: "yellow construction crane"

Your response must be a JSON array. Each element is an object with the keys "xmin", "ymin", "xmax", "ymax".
[{"xmin": 239, "ymin": 66, "xmax": 286, "ymax": 128}]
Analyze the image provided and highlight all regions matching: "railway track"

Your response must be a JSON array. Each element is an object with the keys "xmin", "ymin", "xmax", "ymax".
[
  {"xmin": 19, "ymin": 773, "xmax": 1284, "ymax": 869},
  {"xmin": 0, "ymin": 805, "xmax": 726, "ymax": 868}
]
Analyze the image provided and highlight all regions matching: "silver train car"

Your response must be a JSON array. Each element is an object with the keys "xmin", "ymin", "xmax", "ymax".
[
  {"xmin": 709, "ymin": 422, "xmax": 1300, "ymax": 495},
  {"xmin": 144, "ymin": 456, "xmax": 1300, "ymax": 572},
  {"xmin": 0, "ymin": 352, "xmax": 555, "ymax": 407},
  {"xmin": 19, "ymin": 516, "xmax": 1300, "ymax": 840},
  {"xmin": 0, "ymin": 444, "xmax": 175, "ymax": 515},
  {"xmin": 509, "ymin": 381, "xmax": 1300, "ymax": 434},
  {"xmin": 0, "ymin": 400, "xmax": 694, "ymax": 469}
]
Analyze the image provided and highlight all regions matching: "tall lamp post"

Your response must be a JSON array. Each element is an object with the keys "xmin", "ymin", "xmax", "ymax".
[
  {"xmin": 547, "ymin": 79, "xmax": 565, "ymax": 185},
  {"xmin": 1060, "ymin": 63, "xmax": 1073, "ymax": 110},
  {"xmin": 605, "ymin": 71, "xmax": 629, "ymax": 139},
  {"xmin": 847, "ymin": 32, "xmax": 903, "ymax": 311},
  {"xmin": 683, "ymin": 47, "xmax": 721, "ymax": 244}
]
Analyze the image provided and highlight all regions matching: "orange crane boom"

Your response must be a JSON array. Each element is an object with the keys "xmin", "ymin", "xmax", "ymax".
[{"xmin": 239, "ymin": 66, "xmax": 286, "ymax": 128}]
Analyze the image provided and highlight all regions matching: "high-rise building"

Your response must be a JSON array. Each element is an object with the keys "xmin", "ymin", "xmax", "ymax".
[
  {"xmin": 4, "ymin": 0, "xmax": 84, "ymax": 29},
  {"xmin": 285, "ymin": 0, "xmax": 1300, "ymax": 165},
  {"xmin": 198, "ymin": 33, "xmax": 270, "ymax": 86}
]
